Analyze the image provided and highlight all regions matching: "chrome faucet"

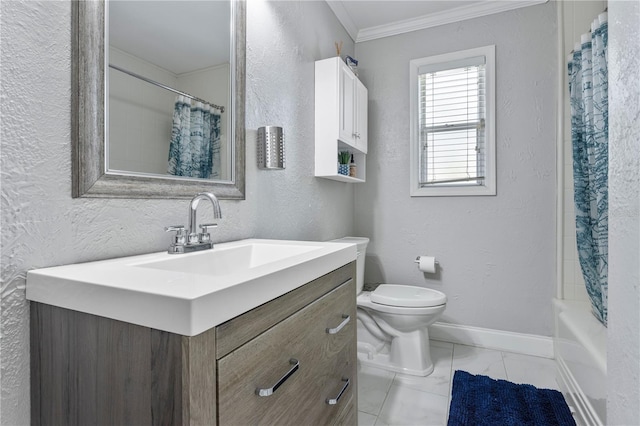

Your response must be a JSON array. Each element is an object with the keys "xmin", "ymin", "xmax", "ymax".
[{"xmin": 165, "ymin": 192, "xmax": 222, "ymax": 254}]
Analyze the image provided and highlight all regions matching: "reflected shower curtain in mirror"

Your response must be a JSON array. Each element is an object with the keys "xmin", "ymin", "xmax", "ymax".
[
  {"xmin": 568, "ymin": 12, "xmax": 608, "ymax": 326},
  {"xmin": 168, "ymin": 96, "xmax": 221, "ymax": 179}
]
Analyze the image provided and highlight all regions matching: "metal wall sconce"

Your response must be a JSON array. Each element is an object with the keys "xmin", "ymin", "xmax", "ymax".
[{"xmin": 257, "ymin": 126, "xmax": 285, "ymax": 169}]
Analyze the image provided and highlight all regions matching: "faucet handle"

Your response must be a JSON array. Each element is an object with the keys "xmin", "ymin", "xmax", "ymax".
[
  {"xmin": 198, "ymin": 223, "xmax": 217, "ymax": 243},
  {"xmin": 165, "ymin": 225, "xmax": 187, "ymax": 245},
  {"xmin": 200, "ymin": 223, "xmax": 217, "ymax": 232},
  {"xmin": 165, "ymin": 225, "xmax": 186, "ymax": 233}
]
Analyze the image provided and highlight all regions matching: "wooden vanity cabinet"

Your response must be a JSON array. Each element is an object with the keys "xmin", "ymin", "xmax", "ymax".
[
  {"xmin": 30, "ymin": 262, "xmax": 357, "ymax": 426},
  {"xmin": 218, "ymin": 277, "xmax": 355, "ymax": 425}
]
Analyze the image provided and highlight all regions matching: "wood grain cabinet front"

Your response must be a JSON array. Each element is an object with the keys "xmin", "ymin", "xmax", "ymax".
[
  {"xmin": 217, "ymin": 279, "xmax": 356, "ymax": 425},
  {"xmin": 30, "ymin": 262, "xmax": 357, "ymax": 426}
]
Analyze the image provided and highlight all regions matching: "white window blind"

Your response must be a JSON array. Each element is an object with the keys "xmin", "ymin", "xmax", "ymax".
[{"xmin": 418, "ymin": 56, "xmax": 486, "ymax": 187}]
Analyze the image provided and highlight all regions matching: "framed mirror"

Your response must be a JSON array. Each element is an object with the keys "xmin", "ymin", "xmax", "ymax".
[{"xmin": 72, "ymin": 0, "xmax": 245, "ymax": 199}]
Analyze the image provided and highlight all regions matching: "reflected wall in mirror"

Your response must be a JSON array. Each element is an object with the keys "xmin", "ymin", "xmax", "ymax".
[
  {"xmin": 108, "ymin": 1, "xmax": 232, "ymax": 181},
  {"xmin": 72, "ymin": 0, "xmax": 245, "ymax": 199}
]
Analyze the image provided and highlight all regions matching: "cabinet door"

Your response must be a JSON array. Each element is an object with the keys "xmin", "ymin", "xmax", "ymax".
[
  {"xmin": 355, "ymin": 80, "xmax": 368, "ymax": 154},
  {"xmin": 217, "ymin": 280, "xmax": 356, "ymax": 426},
  {"xmin": 339, "ymin": 65, "xmax": 357, "ymax": 147}
]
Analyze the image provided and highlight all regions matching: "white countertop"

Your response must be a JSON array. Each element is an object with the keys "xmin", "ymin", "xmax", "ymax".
[{"xmin": 26, "ymin": 239, "xmax": 357, "ymax": 336}]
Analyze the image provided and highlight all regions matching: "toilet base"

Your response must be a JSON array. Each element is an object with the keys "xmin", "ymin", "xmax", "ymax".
[
  {"xmin": 356, "ymin": 293, "xmax": 444, "ymax": 377},
  {"xmin": 356, "ymin": 332, "xmax": 435, "ymax": 377},
  {"xmin": 357, "ymin": 348, "xmax": 435, "ymax": 376}
]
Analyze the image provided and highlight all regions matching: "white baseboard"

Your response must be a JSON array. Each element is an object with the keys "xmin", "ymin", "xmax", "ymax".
[{"xmin": 430, "ymin": 321, "xmax": 554, "ymax": 358}]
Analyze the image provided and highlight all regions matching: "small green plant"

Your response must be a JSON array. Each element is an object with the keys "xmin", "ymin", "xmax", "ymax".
[{"xmin": 338, "ymin": 150, "xmax": 351, "ymax": 164}]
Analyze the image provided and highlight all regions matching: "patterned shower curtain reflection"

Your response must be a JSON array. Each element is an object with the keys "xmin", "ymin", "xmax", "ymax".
[
  {"xmin": 168, "ymin": 96, "xmax": 221, "ymax": 179},
  {"xmin": 568, "ymin": 12, "xmax": 608, "ymax": 326}
]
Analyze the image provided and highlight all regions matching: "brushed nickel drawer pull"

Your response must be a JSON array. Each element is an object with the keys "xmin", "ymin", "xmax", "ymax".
[
  {"xmin": 255, "ymin": 358, "xmax": 299, "ymax": 397},
  {"xmin": 326, "ymin": 377, "xmax": 350, "ymax": 405},
  {"xmin": 326, "ymin": 314, "xmax": 350, "ymax": 334}
]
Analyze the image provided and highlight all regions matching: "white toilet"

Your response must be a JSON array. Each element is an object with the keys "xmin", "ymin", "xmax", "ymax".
[{"xmin": 333, "ymin": 237, "xmax": 447, "ymax": 376}]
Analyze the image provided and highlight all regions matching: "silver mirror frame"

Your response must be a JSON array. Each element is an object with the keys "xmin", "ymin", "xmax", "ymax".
[{"xmin": 72, "ymin": 0, "xmax": 246, "ymax": 199}]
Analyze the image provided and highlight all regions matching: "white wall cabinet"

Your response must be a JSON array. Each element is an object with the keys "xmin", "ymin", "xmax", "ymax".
[
  {"xmin": 355, "ymin": 81, "xmax": 368, "ymax": 153},
  {"xmin": 315, "ymin": 57, "xmax": 368, "ymax": 182}
]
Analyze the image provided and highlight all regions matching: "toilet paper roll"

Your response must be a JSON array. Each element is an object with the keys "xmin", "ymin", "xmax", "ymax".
[{"xmin": 417, "ymin": 256, "xmax": 437, "ymax": 273}]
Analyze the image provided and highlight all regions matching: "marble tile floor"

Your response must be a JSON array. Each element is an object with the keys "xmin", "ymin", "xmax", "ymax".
[{"xmin": 357, "ymin": 341, "xmax": 560, "ymax": 426}]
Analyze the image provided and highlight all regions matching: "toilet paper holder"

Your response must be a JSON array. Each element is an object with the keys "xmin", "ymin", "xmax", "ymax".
[
  {"xmin": 415, "ymin": 256, "xmax": 438, "ymax": 273},
  {"xmin": 414, "ymin": 256, "xmax": 439, "ymax": 265}
]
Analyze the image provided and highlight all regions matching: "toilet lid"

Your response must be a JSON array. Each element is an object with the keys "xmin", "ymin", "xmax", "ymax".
[{"xmin": 370, "ymin": 284, "xmax": 447, "ymax": 307}]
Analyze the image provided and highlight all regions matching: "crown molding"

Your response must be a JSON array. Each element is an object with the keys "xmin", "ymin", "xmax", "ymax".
[
  {"xmin": 327, "ymin": 1, "xmax": 358, "ymax": 42},
  {"xmin": 355, "ymin": 0, "xmax": 548, "ymax": 43}
]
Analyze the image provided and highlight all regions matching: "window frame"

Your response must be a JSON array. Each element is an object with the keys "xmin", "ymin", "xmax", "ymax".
[{"xmin": 409, "ymin": 45, "xmax": 496, "ymax": 197}]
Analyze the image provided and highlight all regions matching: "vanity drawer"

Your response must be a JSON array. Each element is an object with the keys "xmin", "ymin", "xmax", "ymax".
[
  {"xmin": 315, "ymin": 340, "xmax": 357, "ymax": 425},
  {"xmin": 215, "ymin": 262, "xmax": 355, "ymax": 359},
  {"xmin": 217, "ymin": 279, "xmax": 356, "ymax": 425}
]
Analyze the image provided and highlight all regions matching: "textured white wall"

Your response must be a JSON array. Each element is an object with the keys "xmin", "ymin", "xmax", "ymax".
[
  {"xmin": 607, "ymin": 1, "xmax": 640, "ymax": 424},
  {"xmin": 354, "ymin": 2, "xmax": 558, "ymax": 336},
  {"xmin": 0, "ymin": 1, "xmax": 354, "ymax": 424}
]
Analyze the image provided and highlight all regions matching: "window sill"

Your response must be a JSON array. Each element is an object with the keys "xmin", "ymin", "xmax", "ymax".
[{"xmin": 410, "ymin": 184, "xmax": 496, "ymax": 197}]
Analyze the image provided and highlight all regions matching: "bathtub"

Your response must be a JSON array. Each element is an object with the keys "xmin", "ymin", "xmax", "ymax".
[{"xmin": 553, "ymin": 299, "xmax": 607, "ymax": 426}]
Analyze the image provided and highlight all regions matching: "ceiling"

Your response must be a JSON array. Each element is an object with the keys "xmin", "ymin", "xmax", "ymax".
[
  {"xmin": 327, "ymin": 0, "xmax": 548, "ymax": 43},
  {"xmin": 108, "ymin": 0, "xmax": 548, "ymax": 73}
]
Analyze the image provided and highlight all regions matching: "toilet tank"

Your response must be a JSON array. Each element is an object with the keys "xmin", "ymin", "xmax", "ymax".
[{"xmin": 331, "ymin": 237, "xmax": 369, "ymax": 294}]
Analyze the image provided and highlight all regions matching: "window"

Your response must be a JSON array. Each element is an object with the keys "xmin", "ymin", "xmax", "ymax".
[{"xmin": 410, "ymin": 46, "xmax": 496, "ymax": 196}]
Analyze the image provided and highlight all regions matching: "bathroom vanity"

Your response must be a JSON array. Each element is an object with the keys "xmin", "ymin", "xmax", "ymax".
[{"xmin": 28, "ymin": 240, "xmax": 357, "ymax": 425}]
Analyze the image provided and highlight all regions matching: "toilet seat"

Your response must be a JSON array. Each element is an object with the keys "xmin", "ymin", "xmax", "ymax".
[
  {"xmin": 357, "ymin": 292, "xmax": 446, "ymax": 316},
  {"xmin": 371, "ymin": 284, "xmax": 447, "ymax": 307}
]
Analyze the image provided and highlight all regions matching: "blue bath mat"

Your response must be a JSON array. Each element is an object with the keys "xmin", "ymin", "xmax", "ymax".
[{"xmin": 448, "ymin": 370, "xmax": 576, "ymax": 426}]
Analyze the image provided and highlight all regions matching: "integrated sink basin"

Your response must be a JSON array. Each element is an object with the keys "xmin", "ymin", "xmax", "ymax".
[
  {"xmin": 134, "ymin": 241, "xmax": 321, "ymax": 276},
  {"xmin": 27, "ymin": 239, "xmax": 356, "ymax": 336}
]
